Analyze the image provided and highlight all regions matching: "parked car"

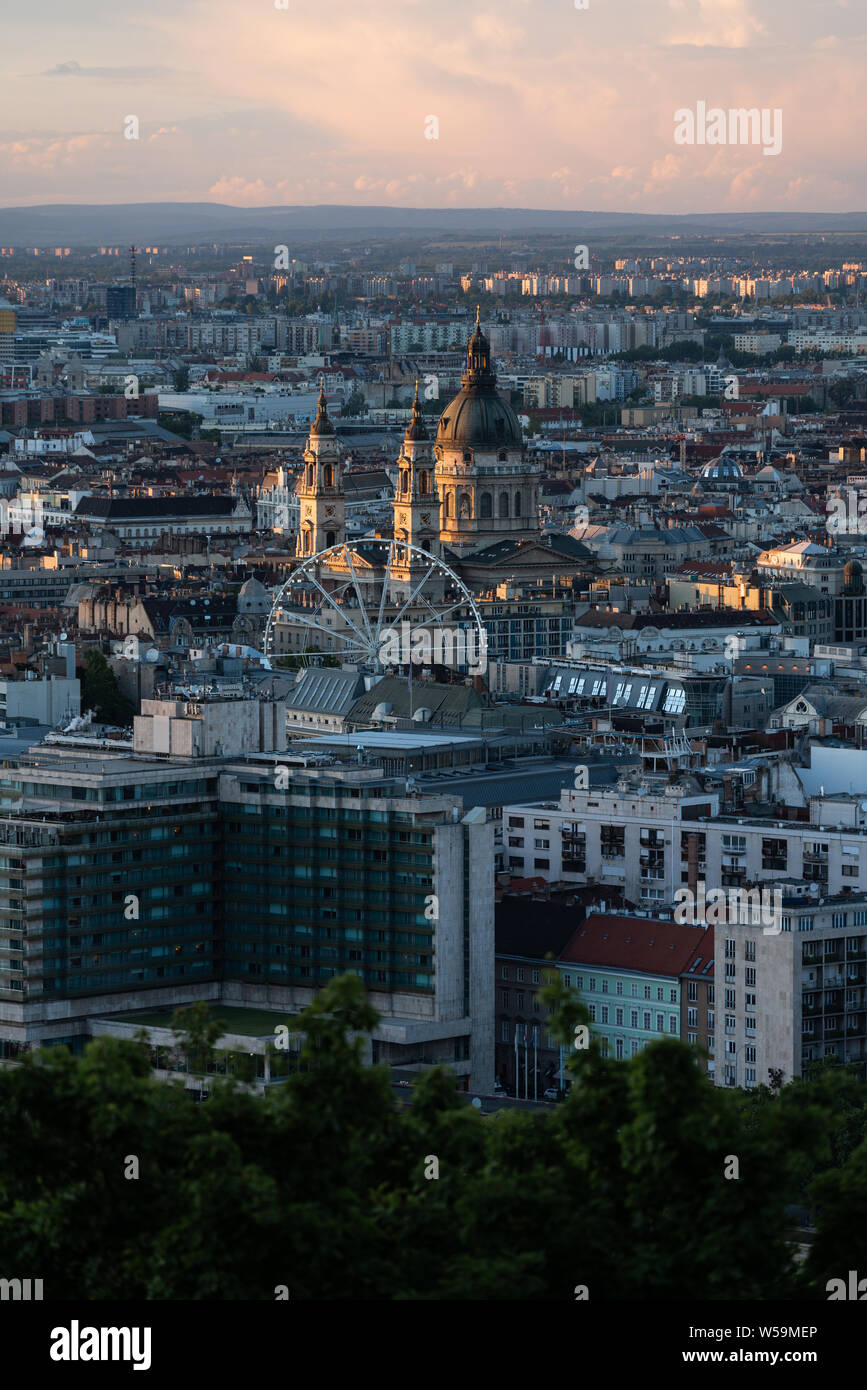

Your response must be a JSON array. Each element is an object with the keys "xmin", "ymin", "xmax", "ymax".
[{"xmin": 542, "ymin": 1086, "xmax": 560, "ymax": 1102}]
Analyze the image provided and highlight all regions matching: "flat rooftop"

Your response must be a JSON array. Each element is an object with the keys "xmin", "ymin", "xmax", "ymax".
[{"xmin": 100, "ymin": 1005, "xmax": 297, "ymax": 1037}]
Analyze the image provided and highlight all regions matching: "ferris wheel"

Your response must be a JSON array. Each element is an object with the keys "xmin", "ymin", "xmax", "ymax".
[{"xmin": 263, "ymin": 539, "xmax": 487, "ymax": 675}]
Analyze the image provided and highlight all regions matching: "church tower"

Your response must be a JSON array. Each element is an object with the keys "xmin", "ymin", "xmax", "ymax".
[
  {"xmin": 434, "ymin": 310, "xmax": 539, "ymax": 555},
  {"xmin": 295, "ymin": 380, "xmax": 344, "ymax": 556},
  {"xmin": 391, "ymin": 384, "xmax": 444, "ymax": 600},
  {"xmin": 393, "ymin": 383, "xmax": 441, "ymax": 561}
]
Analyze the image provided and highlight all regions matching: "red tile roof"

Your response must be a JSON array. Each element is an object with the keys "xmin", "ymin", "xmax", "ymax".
[{"xmin": 559, "ymin": 913, "xmax": 712, "ymax": 977}]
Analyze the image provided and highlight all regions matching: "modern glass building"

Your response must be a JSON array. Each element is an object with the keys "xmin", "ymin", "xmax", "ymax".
[{"xmin": 0, "ymin": 697, "xmax": 495, "ymax": 1088}]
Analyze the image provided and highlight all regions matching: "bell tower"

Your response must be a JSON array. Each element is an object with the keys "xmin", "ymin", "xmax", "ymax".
[
  {"xmin": 393, "ymin": 384, "xmax": 441, "ymax": 560},
  {"xmin": 295, "ymin": 380, "xmax": 344, "ymax": 556},
  {"xmin": 391, "ymin": 384, "xmax": 444, "ymax": 600}
]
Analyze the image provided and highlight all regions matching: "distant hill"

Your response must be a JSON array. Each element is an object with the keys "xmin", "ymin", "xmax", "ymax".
[{"xmin": 3, "ymin": 203, "xmax": 867, "ymax": 246}]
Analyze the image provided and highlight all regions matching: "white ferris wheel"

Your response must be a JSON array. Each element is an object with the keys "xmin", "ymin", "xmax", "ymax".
[{"xmin": 263, "ymin": 539, "xmax": 486, "ymax": 674}]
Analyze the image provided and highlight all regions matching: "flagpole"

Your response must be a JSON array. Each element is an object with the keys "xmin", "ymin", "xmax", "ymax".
[{"xmin": 533, "ymin": 1026, "xmax": 538, "ymax": 1100}]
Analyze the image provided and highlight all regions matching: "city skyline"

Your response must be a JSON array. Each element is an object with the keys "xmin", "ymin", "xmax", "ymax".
[{"xmin": 1, "ymin": 0, "xmax": 865, "ymax": 211}]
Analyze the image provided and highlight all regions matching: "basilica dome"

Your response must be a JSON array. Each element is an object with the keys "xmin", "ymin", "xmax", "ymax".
[{"xmin": 436, "ymin": 313, "xmax": 523, "ymax": 449}]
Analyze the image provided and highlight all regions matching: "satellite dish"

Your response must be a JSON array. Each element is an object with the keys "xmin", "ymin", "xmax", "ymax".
[
  {"xmin": 471, "ymin": 1098, "xmax": 482, "ymax": 1109},
  {"xmin": 145, "ymin": 648, "xmax": 159, "ymax": 663}
]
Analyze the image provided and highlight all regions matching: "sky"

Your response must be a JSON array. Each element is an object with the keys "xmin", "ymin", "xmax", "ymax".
[{"xmin": 0, "ymin": 0, "xmax": 865, "ymax": 211}]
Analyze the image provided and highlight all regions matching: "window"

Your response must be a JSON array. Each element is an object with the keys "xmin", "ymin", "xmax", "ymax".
[
  {"xmin": 501, "ymin": 1021, "xmax": 510, "ymax": 1042},
  {"xmin": 725, "ymin": 988, "xmax": 736, "ymax": 1009},
  {"xmin": 588, "ymin": 1004, "xmax": 596, "ymax": 1022},
  {"xmin": 534, "ymin": 839, "xmax": 549, "ymax": 850},
  {"xmin": 687, "ymin": 1007, "xmax": 698, "ymax": 1027},
  {"xmin": 616, "ymin": 1007, "xmax": 624, "ymax": 1025},
  {"xmin": 644, "ymin": 985, "xmax": 651, "ymax": 999},
  {"xmin": 534, "ymin": 859, "xmax": 550, "ymax": 870},
  {"xmin": 630, "ymin": 1009, "xmax": 638, "ymax": 1028},
  {"xmin": 616, "ymin": 980, "xmax": 623, "ymax": 995},
  {"xmin": 656, "ymin": 1013, "xmax": 664, "ymax": 1032},
  {"xmin": 601, "ymin": 1006, "xmax": 609, "ymax": 1024},
  {"xmin": 643, "ymin": 1011, "xmax": 651, "ymax": 1030},
  {"xmin": 516, "ymin": 967, "xmax": 524, "ymax": 982},
  {"xmin": 501, "ymin": 990, "xmax": 509, "ymax": 1007},
  {"xmin": 670, "ymin": 989, "xmax": 677, "ymax": 1003},
  {"xmin": 601, "ymin": 980, "xmax": 609, "ymax": 994},
  {"xmin": 501, "ymin": 966, "xmax": 509, "ymax": 980},
  {"xmin": 563, "ymin": 974, "xmax": 571, "ymax": 987},
  {"xmin": 687, "ymin": 981, "xmax": 697, "ymax": 1002},
  {"xmin": 589, "ymin": 977, "xmax": 596, "ymax": 991},
  {"xmin": 615, "ymin": 1038, "xmax": 624, "ymax": 1060},
  {"xmin": 669, "ymin": 1016, "xmax": 678, "ymax": 1034},
  {"xmin": 744, "ymin": 940, "xmax": 755, "ymax": 962},
  {"xmin": 516, "ymin": 993, "xmax": 524, "ymax": 1010},
  {"xmin": 532, "ymin": 969, "xmax": 540, "ymax": 984}
]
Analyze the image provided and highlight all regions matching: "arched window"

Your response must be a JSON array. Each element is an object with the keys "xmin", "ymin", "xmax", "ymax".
[
  {"xmin": 307, "ymin": 464, "xmax": 314, "ymax": 487},
  {"xmin": 323, "ymin": 464, "xmax": 333, "ymax": 488},
  {"xmin": 419, "ymin": 470, "xmax": 428, "ymax": 495},
  {"xmin": 514, "ymin": 490, "xmax": 522, "ymax": 517},
  {"xmin": 498, "ymin": 450, "xmax": 507, "ymax": 462},
  {"xmin": 480, "ymin": 492, "xmax": 493, "ymax": 519},
  {"xmin": 445, "ymin": 492, "xmax": 453, "ymax": 518},
  {"xmin": 400, "ymin": 469, "xmax": 409, "ymax": 493},
  {"xmin": 326, "ymin": 530, "xmax": 336, "ymax": 548},
  {"xmin": 499, "ymin": 491, "xmax": 509, "ymax": 518}
]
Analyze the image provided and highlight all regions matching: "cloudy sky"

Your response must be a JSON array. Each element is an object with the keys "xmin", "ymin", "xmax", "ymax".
[{"xmin": 0, "ymin": 0, "xmax": 864, "ymax": 210}]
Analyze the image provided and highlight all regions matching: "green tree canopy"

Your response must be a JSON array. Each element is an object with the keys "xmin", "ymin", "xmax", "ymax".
[
  {"xmin": 0, "ymin": 973, "xmax": 863, "ymax": 1299},
  {"xmin": 78, "ymin": 649, "xmax": 136, "ymax": 726}
]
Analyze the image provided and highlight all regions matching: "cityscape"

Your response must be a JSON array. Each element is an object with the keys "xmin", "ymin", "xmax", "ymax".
[{"xmin": 2, "ymin": 0, "xmax": 867, "ymax": 1352}]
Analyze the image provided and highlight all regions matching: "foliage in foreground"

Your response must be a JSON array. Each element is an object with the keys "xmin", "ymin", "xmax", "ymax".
[{"xmin": 0, "ymin": 973, "xmax": 865, "ymax": 1300}]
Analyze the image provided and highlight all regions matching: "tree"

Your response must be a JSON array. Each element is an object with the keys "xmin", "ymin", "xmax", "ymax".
[
  {"xmin": 78, "ymin": 649, "xmax": 136, "ymax": 726},
  {"xmin": 0, "ymin": 971, "xmax": 851, "ymax": 1301},
  {"xmin": 340, "ymin": 389, "xmax": 367, "ymax": 418},
  {"xmin": 171, "ymin": 1002, "xmax": 224, "ymax": 1076}
]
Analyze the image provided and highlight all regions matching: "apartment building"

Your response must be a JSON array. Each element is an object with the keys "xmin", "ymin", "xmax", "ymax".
[
  {"xmin": 558, "ymin": 912, "xmax": 712, "ymax": 1063},
  {"xmin": 714, "ymin": 889, "xmax": 867, "ymax": 1088},
  {"xmin": 503, "ymin": 778, "xmax": 719, "ymax": 910},
  {"xmin": 503, "ymin": 765, "xmax": 867, "ymax": 914}
]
